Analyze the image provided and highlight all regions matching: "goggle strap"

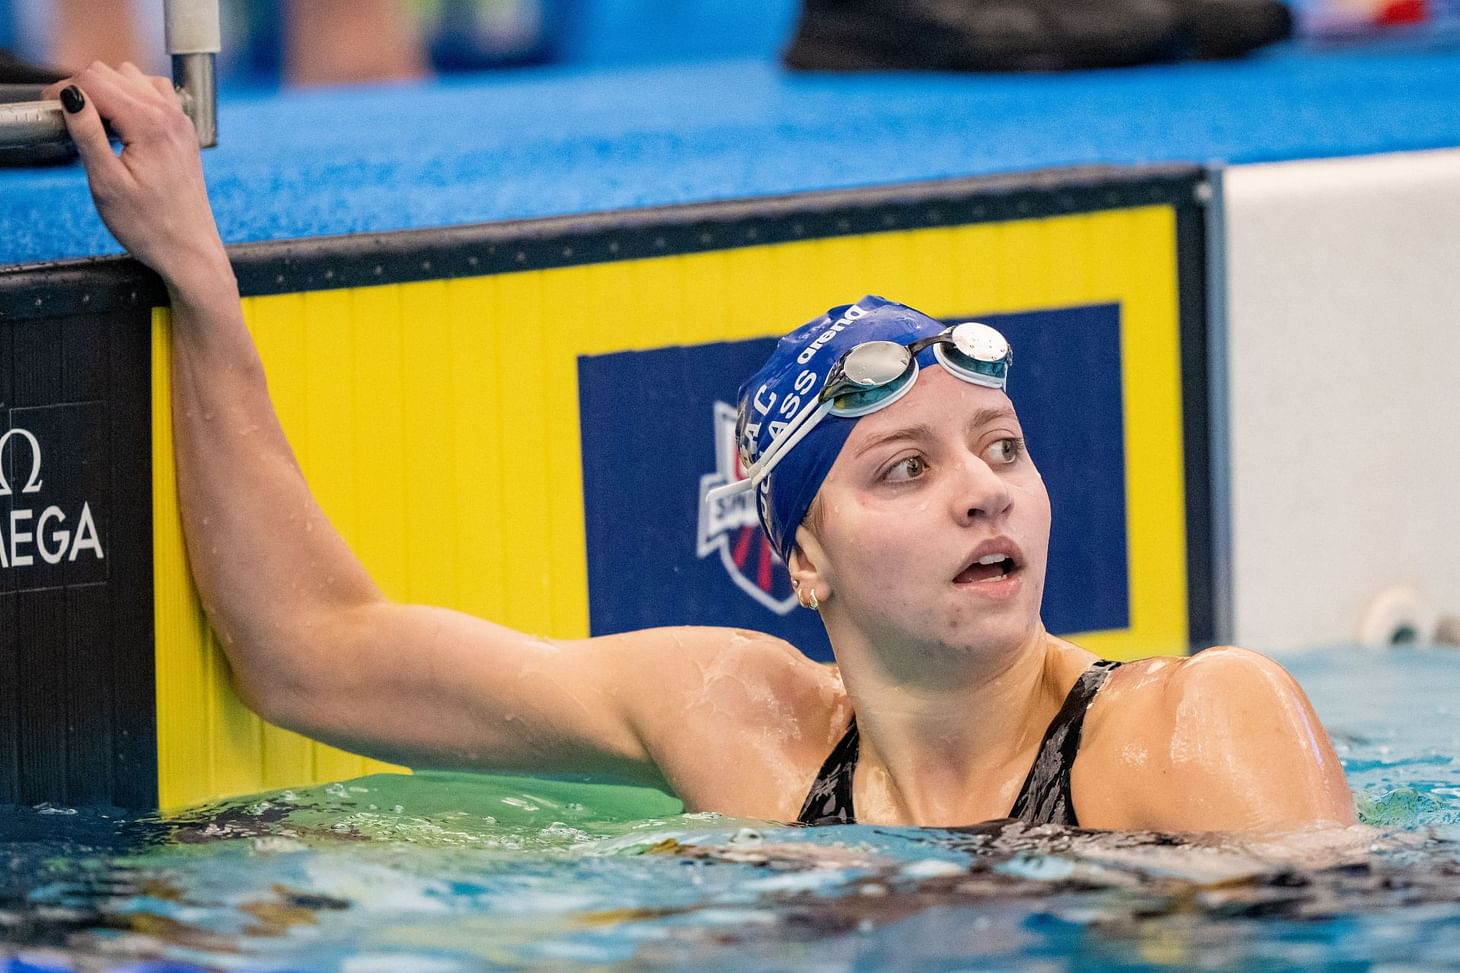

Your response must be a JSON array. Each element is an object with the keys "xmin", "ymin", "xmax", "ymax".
[
  {"xmin": 706, "ymin": 396, "xmax": 831, "ymax": 503},
  {"xmin": 749, "ymin": 399, "xmax": 832, "ymax": 487}
]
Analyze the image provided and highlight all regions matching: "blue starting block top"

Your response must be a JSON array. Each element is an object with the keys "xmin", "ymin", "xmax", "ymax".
[{"xmin": 3, "ymin": 44, "xmax": 1460, "ymax": 267}]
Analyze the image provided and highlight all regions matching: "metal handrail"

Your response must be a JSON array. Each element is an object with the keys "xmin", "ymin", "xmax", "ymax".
[{"xmin": 0, "ymin": 0, "xmax": 219, "ymax": 153}]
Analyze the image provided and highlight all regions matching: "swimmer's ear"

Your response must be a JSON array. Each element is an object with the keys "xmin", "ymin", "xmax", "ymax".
[{"xmin": 788, "ymin": 527, "xmax": 830, "ymax": 603}]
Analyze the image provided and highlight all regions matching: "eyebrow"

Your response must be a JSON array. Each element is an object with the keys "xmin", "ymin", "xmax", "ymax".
[
  {"xmin": 970, "ymin": 406, "xmax": 1018, "ymax": 429},
  {"xmin": 852, "ymin": 406, "xmax": 1019, "ymax": 459},
  {"xmin": 853, "ymin": 422, "xmax": 937, "ymax": 458}
]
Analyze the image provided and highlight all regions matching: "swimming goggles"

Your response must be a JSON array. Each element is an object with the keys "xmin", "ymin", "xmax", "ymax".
[{"xmin": 706, "ymin": 321, "xmax": 1012, "ymax": 504}]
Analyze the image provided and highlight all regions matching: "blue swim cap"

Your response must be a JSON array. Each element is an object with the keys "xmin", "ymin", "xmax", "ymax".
[{"xmin": 736, "ymin": 295, "xmax": 955, "ymax": 563}]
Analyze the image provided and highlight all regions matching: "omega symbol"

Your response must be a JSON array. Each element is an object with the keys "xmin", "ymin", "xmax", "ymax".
[{"xmin": 0, "ymin": 428, "xmax": 43, "ymax": 496}]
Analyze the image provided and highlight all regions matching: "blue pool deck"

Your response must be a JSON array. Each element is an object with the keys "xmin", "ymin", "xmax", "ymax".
[{"xmin": 3, "ymin": 43, "xmax": 1460, "ymax": 267}]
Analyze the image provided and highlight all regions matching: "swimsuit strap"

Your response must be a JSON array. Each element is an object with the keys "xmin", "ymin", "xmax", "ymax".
[
  {"xmin": 1007, "ymin": 658, "xmax": 1122, "ymax": 828},
  {"xmin": 795, "ymin": 716, "xmax": 860, "ymax": 825},
  {"xmin": 795, "ymin": 659, "xmax": 1120, "ymax": 828}
]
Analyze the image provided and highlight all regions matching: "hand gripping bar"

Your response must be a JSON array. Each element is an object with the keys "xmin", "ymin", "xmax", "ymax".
[{"xmin": 0, "ymin": 0, "xmax": 220, "ymax": 152}]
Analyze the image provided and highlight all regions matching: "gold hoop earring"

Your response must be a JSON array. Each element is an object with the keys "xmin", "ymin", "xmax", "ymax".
[{"xmin": 807, "ymin": 589, "xmax": 820, "ymax": 612}]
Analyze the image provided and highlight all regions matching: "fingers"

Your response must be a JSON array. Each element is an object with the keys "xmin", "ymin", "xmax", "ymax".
[
  {"xmin": 118, "ymin": 60, "xmax": 183, "ymax": 109},
  {"xmin": 120, "ymin": 61, "xmax": 180, "ymax": 107},
  {"xmin": 75, "ymin": 63, "xmax": 152, "ymax": 143},
  {"xmin": 51, "ymin": 82, "xmax": 125, "ymax": 184},
  {"xmin": 42, "ymin": 61, "xmax": 192, "ymax": 207},
  {"xmin": 149, "ymin": 75, "xmax": 181, "ymax": 106},
  {"xmin": 52, "ymin": 62, "xmax": 184, "ymax": 146}
]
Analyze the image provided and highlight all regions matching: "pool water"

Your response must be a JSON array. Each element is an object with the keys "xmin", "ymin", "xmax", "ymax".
[{"xmin": 4, "ymin": 643, "xmax": 1460, "ymax": 973}]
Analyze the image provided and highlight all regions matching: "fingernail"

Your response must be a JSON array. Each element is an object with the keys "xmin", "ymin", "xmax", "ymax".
[{"xmin": 60, "ymin": 85, "xmax": 85, "ymax": 114}]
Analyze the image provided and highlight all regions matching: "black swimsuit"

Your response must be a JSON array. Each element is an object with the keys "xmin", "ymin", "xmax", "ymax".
[{"xmin": 796, "ymin": 659, "xmax": 1121, "ymax": 827}]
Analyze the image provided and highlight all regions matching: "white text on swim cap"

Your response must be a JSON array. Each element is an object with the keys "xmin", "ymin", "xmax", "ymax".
[
  {"xmin": 795, "ymin": 303, "xmax": 866, "ymax": 365},
  {"xmin": 776, "ymin": 368, "xmax": 819, "ymax": 421},
  {"xmin": 747, "ymin": 366, "xmax": 819, "ymax": 460}
]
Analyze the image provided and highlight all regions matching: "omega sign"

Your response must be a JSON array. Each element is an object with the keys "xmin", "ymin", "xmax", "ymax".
[{"xmin": 0, "ymin": 427, "xmax": 104, "ymax": 569}]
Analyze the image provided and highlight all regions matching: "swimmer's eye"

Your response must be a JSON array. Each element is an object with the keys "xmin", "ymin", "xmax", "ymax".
[
  {"xmin": 882, "ymin": 455, "xmax": 928, "ymax": 483},
  {"xmin": 985, "ymin": 437, "xmax": 1025, "ymax": 466}
]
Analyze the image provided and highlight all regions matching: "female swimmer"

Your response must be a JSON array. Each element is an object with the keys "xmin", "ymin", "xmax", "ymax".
[{"xmin": 46, "ymin": 64, "xmax": 1355, "ymax": 831}]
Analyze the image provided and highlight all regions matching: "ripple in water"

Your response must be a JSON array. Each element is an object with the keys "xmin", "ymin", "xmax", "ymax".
[{"xmin": 1, "ymin": 643, "xmax": 1459, "ymax": 972}]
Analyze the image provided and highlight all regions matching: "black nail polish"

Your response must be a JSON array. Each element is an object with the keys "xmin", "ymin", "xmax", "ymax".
[{"xmin": 60, "ymin": 85, "xmax": 85, "ymax": 114}]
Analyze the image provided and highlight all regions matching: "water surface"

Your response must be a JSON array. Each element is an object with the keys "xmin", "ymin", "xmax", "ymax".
[{"xmin": 4, "ymin": 643, "xmax": 1460, "ymax": 972}]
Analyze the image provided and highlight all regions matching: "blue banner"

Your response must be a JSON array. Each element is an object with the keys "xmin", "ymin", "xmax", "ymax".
[{"xmin": 579, "ymin": 303, "xmax": 1128, "ymax": 661}]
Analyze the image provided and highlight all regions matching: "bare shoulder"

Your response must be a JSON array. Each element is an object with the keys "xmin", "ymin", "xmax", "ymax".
[
  {"xmin": 1077, "ymin": 648, "xmax": 1355, "ymax": 832},
  {"xmin": 574, "ymin": 626, "xmax": 845, "ymax": 746},
  {"xmin": 581, "ymin": 626, "xmax": 847, "ymax": 817},
  {"xmin": 578, "ymin": 625, "xmax": 840, "ymax": 707},
  {"xmin": 1163, "ymin": 644, "xmax": 1305, "ymax": 700},
  {"xmin": 1093, "ymin": 646, "xmax": 1307, "ymax": 723}
]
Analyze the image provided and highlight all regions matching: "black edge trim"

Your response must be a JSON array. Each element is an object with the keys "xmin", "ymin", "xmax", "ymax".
[
  {"xmin": 1176, "ymin": 194, "xmax": 1215, "ymax": 650},
  {"xmin": 0, "ymin": 164, "xmax": 1204, "ymax": 320},
  {"xmin": 0, "ymin": 260, "xmax": 169, "ymax": 324}
]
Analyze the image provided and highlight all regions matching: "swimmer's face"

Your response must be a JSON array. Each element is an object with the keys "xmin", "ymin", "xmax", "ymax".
[{"xmin": 797, "ymin": 366, "xmax": 1050, "ymax": 656}]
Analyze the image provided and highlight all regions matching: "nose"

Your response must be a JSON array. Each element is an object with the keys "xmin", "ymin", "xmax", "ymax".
[{"xmin": 951, "ymin": 452, "xmax": 1012, "ymax": 526}]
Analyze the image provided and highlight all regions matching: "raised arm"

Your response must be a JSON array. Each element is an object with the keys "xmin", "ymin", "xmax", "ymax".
[{"xmin": 47, "ymin": 64, "xmax": 828, "ymax": 790}]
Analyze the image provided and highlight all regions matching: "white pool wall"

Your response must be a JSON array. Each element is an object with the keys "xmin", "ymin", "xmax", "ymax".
[{"xmin": 1223, "ymin": 148, "xmax": 1460, "ymax": 650}]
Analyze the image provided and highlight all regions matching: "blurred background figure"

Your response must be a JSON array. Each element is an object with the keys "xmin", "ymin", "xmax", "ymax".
[
  {"xmin": 38, "ymin": 0, "xmax": 428, "ymax": 85},
  {"xmin": 0, "ymin": 0, "xmax": 558, "ymax": 88},
  {"xmin": 1292, "ymin": 0, "xmax": 1460, "ymax": 41},
  {"xmin": 3, "ymin": 0, "xmax": 1457, "ymax": 89},
  {"xmin": 49, "ymin": 0, "xmax": 159, "ymax": 76},
  {"xmin": 280, "ymin": 0, "xmax": 429, "ymax": 85},
  {"xmin": 0, "ymin": 44, "xmax": 58, "ymax": 81},
  {"xmin": 782, "ymin": 0, "xmax": 1294, "ymax": 71}
]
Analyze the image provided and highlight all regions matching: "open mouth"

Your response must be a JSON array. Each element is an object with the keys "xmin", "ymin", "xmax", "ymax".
[{"xmin": 954, "ymin": 552, "xmax": 1019, "ymax": 585}]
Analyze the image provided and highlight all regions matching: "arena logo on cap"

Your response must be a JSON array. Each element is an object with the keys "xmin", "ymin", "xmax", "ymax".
[
  {"xmin": 795, "ymin": 300, "xmax": 866, "ymax": 365},
  {"xmin": 697, "ymin": 401, "xmax": 797, "ymax": 615},
  {"xmin": 739, "ymin": 303, "xmax": 868, "ymax": 467}
]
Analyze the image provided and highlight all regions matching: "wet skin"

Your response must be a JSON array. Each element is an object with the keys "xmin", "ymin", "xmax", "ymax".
[
  {"xmin": 797, "ymin": 373, "xmax": 1051, "ymax": 681},
  {"xmin": 52, "ymin": 63, "xmax": 1357, "ymax": 834}
]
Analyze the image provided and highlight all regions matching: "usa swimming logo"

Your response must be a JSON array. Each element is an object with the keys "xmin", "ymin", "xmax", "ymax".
[{"xmin": 696, "ymin": 401, "xmax": 797, "ymax": 615}]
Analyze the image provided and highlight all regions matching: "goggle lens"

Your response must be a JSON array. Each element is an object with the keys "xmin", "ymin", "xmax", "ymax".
[
  {"xmin": 938, "ymin": 344, "xmax": 1008, "ymax": 383},
  {"xmin": 819, "ymin": 323, "xmax": 1011, "ymax": 416},
  {"xmin": 830, "ymin": 368, "xmax": 915, "ymax": 413},
  {"xmin": 933, "ymin": 322, "xmax": 1011, "ymax": 389},
  {"xmin": 823, "ymin": 340, "xmax": 916, "ymax": 416},
  {"xmin": 840, "ymin": 340, "xmax": 910, "ymax": 385}
]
